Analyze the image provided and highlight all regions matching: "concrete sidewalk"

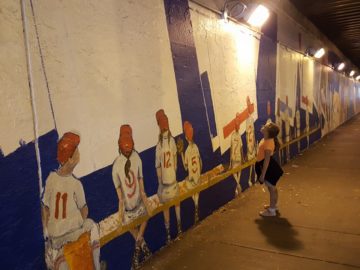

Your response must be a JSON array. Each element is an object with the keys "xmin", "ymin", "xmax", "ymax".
[{"xmin": 142, "ymin": 115, "xmax": 360, "ymax": 270}]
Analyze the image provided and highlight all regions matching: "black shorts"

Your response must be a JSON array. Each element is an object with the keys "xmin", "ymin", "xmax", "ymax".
[{"xmin": 255, "ymin": 157, "xmax": 283, "ymax": 186}]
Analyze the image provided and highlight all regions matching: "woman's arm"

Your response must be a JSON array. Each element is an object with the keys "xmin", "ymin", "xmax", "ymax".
[{"xmin": 260, "ymin": 150, "xmax": 272, "ymax": 183}]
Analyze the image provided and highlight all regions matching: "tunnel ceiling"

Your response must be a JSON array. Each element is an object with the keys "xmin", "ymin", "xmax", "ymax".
[{"xmin": 290, "ymin": 0, "xmax": 360, "ymax": 69}]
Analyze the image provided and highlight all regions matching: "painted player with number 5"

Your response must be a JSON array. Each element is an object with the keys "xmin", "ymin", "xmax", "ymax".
[
  {"xmin": 230, "ymin": 115, "xmax": 244, "ymax": 196},
  {"xmin": 41, "ymin": 132, "xmax": 102, "ymax": 270},
  {"xmin": 178, "ymin": 121, "xmax": 202, "ymax": 223},
  {"xmin": 245, "ymin": 97, "xmax": 257, "ymax": 187},
  {"xmin": 155, "ymin": 109, "xmax": 181, "ymax": 243}
]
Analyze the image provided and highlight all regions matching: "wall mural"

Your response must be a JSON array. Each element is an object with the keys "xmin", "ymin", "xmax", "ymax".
[{"xmin": 1, "ymin": 0, "xmax": 360, "ymax": 269}]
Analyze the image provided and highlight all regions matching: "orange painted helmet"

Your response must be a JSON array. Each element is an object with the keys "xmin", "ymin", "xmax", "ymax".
[
  {"xmin": 183, "ymin": 121, "xmax": 193, "ymax": 141},
  {"xmin": 118, "ymin": 125, "xmax": 134, "ymax": 156},
  {"xmin": 156, "ymin": 109, "xmax": 169, "ymax": 132},
  {"xmin": 57, "ymin": 132, "xmax": 80, "ymax": 165}
]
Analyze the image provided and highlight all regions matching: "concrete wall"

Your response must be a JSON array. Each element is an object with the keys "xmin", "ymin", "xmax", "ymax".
[{"xmin": 1, "ymin": 0, "xmax": 360, "ymax": 269}]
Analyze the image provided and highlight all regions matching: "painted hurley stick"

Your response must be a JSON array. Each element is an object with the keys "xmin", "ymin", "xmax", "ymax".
[{"xmin": 223, "ymin": 96, "xmax": 255, "ymax": 139}]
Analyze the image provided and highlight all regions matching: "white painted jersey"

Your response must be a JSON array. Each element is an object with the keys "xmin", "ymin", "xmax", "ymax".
[
  {"xmin": 42, "ymin": 172, "xmax": 86, "ymax": 238},
  {"xmin": 230, "ymin": 131, "xmax": 242, "ymax": 163},
  {"xmin": 112, "ymin": 151, "xmax": 143, "ymax": 211},
  {"xmin": 284, "ymin": 109, "xmax": 291, "ymax": 136},
  {"xmin": 305, "ymin": 107, "xmax": 310, "ymax": 130},
  {"xmin": 295, "ymin": 110, "xmax": 301, "ymax": 129},
  {"xmin": 276, "ymin": 117, "xmax": 283, "ymax": 141},
  {"xmin": 184, "ymin": 143, "xmax": 201, "ymax": 183},
  {"xmin": 246, "ymin": 116, "xmax": 256, "ymax": 160},
  {"xmin": 155, "ymin": 131, "xmax": 177, "ymax": 185}
]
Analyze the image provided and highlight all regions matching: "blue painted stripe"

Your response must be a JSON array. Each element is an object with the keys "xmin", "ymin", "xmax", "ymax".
[{"xmin": 200, "ymin": 71, "xmax": 217, "ymax": 137}]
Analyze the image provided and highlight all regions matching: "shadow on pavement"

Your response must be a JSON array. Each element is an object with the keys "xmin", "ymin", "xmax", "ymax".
[{"xmin": 255, "ymin": 215, "xmax": 303, "ymax": 251}]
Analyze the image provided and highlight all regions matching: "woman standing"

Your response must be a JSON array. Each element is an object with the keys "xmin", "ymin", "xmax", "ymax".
[{"xmin": 255, "ymin": 122, "xmax": 283, "ymax": 217}]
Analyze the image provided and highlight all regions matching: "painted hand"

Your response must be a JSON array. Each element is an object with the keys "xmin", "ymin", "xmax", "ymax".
[
  {"xmin": 176, "ymin": 137, "xmax": 184, "ymax": 154},
  {"xmin": 145, "ymin": 199, "xmax": 153, "ymax": 217}
]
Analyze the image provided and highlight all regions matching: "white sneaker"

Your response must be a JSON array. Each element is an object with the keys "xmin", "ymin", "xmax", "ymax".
[
  {"xmin": 259, "ymin": 208, "xmax": 276, "ymax": 217},
  {"xmin": 264, "ymin": 205, "xmax": 279, "ymax": 211}
]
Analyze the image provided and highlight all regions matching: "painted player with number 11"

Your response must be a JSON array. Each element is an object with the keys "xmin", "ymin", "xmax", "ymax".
[{"xmin": 41, "ymin": 132, "xmax": 102, "ymax": 270}]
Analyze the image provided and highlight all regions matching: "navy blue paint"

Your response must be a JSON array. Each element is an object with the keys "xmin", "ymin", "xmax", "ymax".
[
  {"xmin": 164, "ymin": 0, "xmax": 236, "ymax": 223},
  {"xmin": 254, "ymin": 13, "xmax": 278, "ymax": 142},
  {"xmin": 201, "ymin": 71, "xmax": 217, "ymax": 137},
  {"xmin": 0, "ymin": 130, "xmax": 58, "ymax": 270},
  {"xmin": 39, "ymin": 129, "xmax": 59, "ymax": 185}
]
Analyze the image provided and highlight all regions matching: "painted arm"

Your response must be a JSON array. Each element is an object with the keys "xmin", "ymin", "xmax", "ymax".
[
  {"xmin": 181, "ymin": 152, "xmax": 187, "ymax": 171},
  {"xmin": 259, "ymin": 150, "xmax": 272, "ymax": 183},
  {"xmin": 139, "ymin": 178, "xmax": 152, "ymax": 215},
  {"xmin": 174, "ymin": 151, "xmax": 177, "ymax": 172},
  {"xmin": 241, "ymin": 146, "xmax": 245, "ymax": 163},
  {"xmin": 80, "ymin": 205, "xmax": 89, "ymax": 220},
  {"xmin": 41, "ymin": 206, "xmax": 50, "ymax": 229},
  {"xmin": 230, "ymin": 143, "xmax": 234, "ymax": 168},
  {"xmin": 116, "ymin": 187, "xmax": 124, "ymax": 226},
  {"xmin": 156, "ymin": 167, "xmax": 162, "ymax": 185}
]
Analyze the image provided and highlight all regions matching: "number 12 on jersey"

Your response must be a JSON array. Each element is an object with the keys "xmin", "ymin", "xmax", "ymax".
[{"xmin": 163, "ymin": 151, "xmax": 172, "ymax": 169}]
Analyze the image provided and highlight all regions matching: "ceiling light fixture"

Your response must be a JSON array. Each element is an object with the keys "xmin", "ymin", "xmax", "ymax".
[
  {"xmin": 337, "ymin": 62, "xmax": 345, "ymax": 71},
  {"xmin": 350, "ymin": 70, "xmax": 355, "ymax": 77},
  {"xmin": 314, "ymin": 48, "xmax": 325, "ymax": 59},
  {"xmin": 356, "ymin": 75, "xmax": 360, "ymax": 81},
  {"xmin": 221, "ymin": 0, "xmax": 247, "ymax": 23},
  {"xmin": 247, "ymin": 4, "xmax": 270, "ymax": 28}
]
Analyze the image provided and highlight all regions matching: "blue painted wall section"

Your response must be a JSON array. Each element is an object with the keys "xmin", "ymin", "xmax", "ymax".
[
  {"xmin": 0, "ymin": 129, "xmax": 58, "ymax": 269},
  {"xmin": 254, "ymin": 11, "xmax": 278, "ymax": 162}
]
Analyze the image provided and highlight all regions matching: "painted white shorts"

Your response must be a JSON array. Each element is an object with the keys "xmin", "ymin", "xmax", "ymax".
[
  {"xmin": 45, "ymin": 219, "xmax": 100, "ymax": 269},
  {"xmin": 185, "ymin": 177, "xmax": 200, "ymax": 190},
  {"xmin": 157, "ymin": 182, "xmax": 179, "ymax": 203},
  {"xmin": 123, "ymin": 202, "xmax": 147, "ymax": 225}
]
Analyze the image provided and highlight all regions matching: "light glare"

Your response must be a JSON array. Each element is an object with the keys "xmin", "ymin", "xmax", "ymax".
[
  {"xmin": 247, "ymin": 5, "xmax": 270, "ymax": 28},
  {"xmin": 314, "ymin": 48, "xmax": 325, "ymax": 59},
  {"xmin": 356, "ymin": 75, "xmax": 360, "ymax": 81},
  {"xmin": 350, "ymin": 70, "xmax": 355, "ymax": 76},
  {"xmin": 337, "ymin": 63, "xmax": 345, "ymax": 71}
]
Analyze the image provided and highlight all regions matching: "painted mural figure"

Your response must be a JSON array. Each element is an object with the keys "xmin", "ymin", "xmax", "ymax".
[
  {"xmin": 41, "ymin": 132, "xmax": 102, "ymax": 270},
  {"xmin": 178, "ymin": 121, "xmax": 203, "ymax": 223},
  {"xmin": 276, "ymin": 99, "xmax": 283, "ymax": 165},
  {"xmin": 332, "ymin": 91, "xmax": 341, "ymax": 129},
  {"xmin": 155, "ymin": 109, "xmax": 182, "ymax": 242},
  {"xmin": 284, "ymin": 96, "xmax": 291, "ymax": 162},
  {"xmin": 112, "ymin": 125, "xmax": 152, "ymax": 269},
  {"xmin": 245, "ymin": 99, "xmax": 257, "ymax": 187},
  {"xmin": 302, "ymin": 96, "xmax": 310, "ymax": 148},
  {"xmin": 305, "ymin": 105, "xmax": 310, "ymax": 146},
  {"xmin": 295, "ymin": 109, "xmax": 301, "ymax": 152},
  {"xmin": 266, "ymin": 101, "xmax": 272, "ymax": 125},
  {"xmin": 230, "ymin": 115, "xmax": 244, "ymax": 196}
]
